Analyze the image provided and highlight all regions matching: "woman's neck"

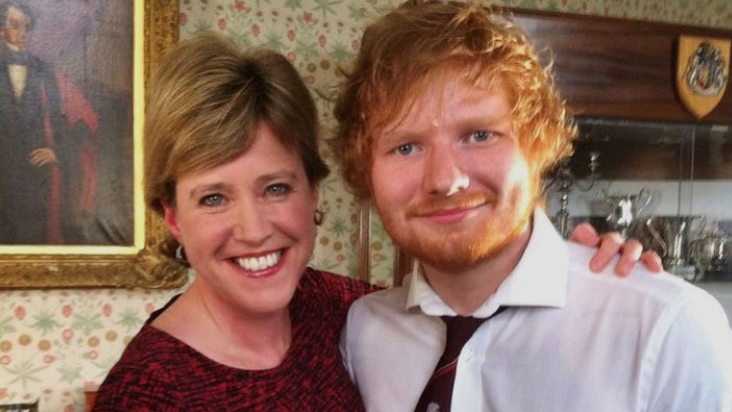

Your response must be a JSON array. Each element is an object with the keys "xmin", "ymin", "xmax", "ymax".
[{"xmin": 152, "ymin": 282, "xmax": 292, "ymax": 370}]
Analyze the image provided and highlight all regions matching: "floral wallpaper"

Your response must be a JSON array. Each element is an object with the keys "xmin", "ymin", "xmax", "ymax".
[{"xmin": 1, "ymin": 0, "xmax": 731, "ymax": 411}]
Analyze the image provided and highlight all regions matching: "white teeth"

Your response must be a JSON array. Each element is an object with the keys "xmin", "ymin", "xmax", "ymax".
[{"xmin": 237, "ymin": 251, "xmax": 281, "ymax": 271}]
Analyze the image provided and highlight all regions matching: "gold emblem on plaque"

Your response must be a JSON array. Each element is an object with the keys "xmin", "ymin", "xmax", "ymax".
[{"xmin": 676, "ymin": 35, "xmax": 730, "ymax": 120}]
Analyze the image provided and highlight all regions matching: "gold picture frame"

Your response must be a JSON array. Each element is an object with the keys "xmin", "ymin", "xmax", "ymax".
[{"xmin": 0, "ymin": 0, "xmax": 186, "ymax": 289}]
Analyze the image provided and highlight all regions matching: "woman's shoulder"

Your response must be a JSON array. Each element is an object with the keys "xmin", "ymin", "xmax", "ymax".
[
  {"xmin": 96, "ymin": 323, "xmax": 243, "ymax": 397},
  {"xmin": 111, "ymin": 325, "xmax": 188, "ymax": 370},
  {"xmin": 92, "ymin": 326, "xmax": 188, "ymax": 410}
]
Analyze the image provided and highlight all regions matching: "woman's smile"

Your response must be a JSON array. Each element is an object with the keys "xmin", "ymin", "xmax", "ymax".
[{"xmin": 236, "ymin": 250, "xmax": 282, "ymax": 271}]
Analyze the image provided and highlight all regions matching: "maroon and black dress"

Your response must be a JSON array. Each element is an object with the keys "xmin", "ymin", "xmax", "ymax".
[{"xmin": 91, "ymin": 268, "xmax": 377, "ymax": 412}]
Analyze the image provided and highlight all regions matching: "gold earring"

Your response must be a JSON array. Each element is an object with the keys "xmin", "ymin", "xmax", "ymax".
[{"xmin": 314, "ymin": 209, "xmax": 324, "ymax": 225}]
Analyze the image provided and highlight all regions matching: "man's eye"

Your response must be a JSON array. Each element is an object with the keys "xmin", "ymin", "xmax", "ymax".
[
  {"xmin": 469, "ymin": 131, "xmax": 493, "ymax": 142},
  {"xmin": 200, "ymin": 194, "xmax": 224, "ymax": 207},
  {"xmin": 266, "ymin": 183, "xmax": 291, "ymax": 196},
  {"xmin": 395, "ymin": 143, "xmax": 415, "ymax": 156}
]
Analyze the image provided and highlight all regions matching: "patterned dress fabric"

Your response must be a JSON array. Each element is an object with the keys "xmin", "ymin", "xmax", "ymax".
[{"xmin": 91, "ymin": 268, "xmax": 377, "ymax": 412}]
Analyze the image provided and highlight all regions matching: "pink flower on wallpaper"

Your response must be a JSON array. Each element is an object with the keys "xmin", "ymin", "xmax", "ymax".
[
  {"xmin": 0, "ymin": 387, "xmax": 7, "ymax": 400},
  {"xmin": 64, "ymin": 405, "xmax": 74, "ymax": 412},
  {"xmin": 252, "ymin": 24, "xmax": 261, "ymax": 37},
  {"xmin": 102, "ymin": 304, "xmax": 113, "ymax": 317},
  {"xmin": 14, "ymin": 306, "xmax": 25, "ymax": 320},
  {"xmin": 180, "ymin": 12, "xmax": 188, "ymax": 26},
  {"xmin": 0, "ymin": 355, "xmax": 10, "ymax": 365},
  {"xmin": 62, "ymin": 304, "xmax": 73, "ymax": 317},
  {"xmin": 63, "ymin": 329, "xmax": 74, "ymax": 341},
  {"xmin": 303, "ymin": 12, "xmax": 313, "ymax": 23},
  {"xmin": 288, "ymin": 30, "xmax": 296, "ymax": 41},
  {"xmin": 218, "ymin": 18, "xmax": 227, "ymax": 31},
  {"xmin": 286, "ymin": 52, "xmax": 296, "ymax": 62},
  {"xmin": 88, "ymin": 350, "xmax": 98, "ymax": 360},
  {"xmin": 318, "ymin": 35, "xmax": 327, "ymax": 47},
  {"xmin": 145, "ymin": 303, "xmax": 156, "ymax": 314},
  {"xmin": 43, "ymin": 355, "xmax": 55, "ymax": 364},
  {"xmin": 235, "ymin": 1, "xmax": 246, "ymax": 12}
]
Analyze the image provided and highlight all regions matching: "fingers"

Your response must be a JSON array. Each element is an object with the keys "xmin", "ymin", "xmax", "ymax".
[
  {"xmin": 588, "ymin": 232, "xmax": 624, "ymax": 273},
  {"xmin": 612, "ymin": 238, "xmax": 644, "ymax": 277},
  {"xmin": 583, "ymin": 227, "xmax": 664, "ymax": 276},
  {"xmin": 589, "ymin": 236, "xmax": 663, "ymax": 276},
  {"xmin": 28, "ymin": 148, "xmax": 57, "ymax": 166},
  {"xmin": 640, "ymin": 251, "xmax": 663, "ymax": 273},
  {"xmin": 569, "ymin": 222, "xmax": 600, "ymax": 246}
]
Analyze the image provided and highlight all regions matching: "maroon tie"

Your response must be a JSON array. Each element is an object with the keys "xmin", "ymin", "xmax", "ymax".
[{"xmin": 414, "ymin": 307, "xmax": 506, "ymax": 412}]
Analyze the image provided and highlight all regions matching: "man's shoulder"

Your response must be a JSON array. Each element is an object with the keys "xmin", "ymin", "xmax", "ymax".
[
  {"xmin": 351, "ymin": 286, "xmax": 408, "ymax": 313},
  {"xmin": 346, "ymin": 286, "xmax": 420, "ymax": 329},
  {"xmin": 566, "ymin": 241, "xmax": 718, "ymax": 310}
]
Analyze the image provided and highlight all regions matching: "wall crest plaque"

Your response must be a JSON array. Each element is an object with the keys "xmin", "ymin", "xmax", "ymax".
[{"xmin": 676, "ymin": 35, "xmax": 730, "ymax": 119}]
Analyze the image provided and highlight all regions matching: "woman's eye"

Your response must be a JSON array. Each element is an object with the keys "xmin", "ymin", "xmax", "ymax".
[
  {"xmin": 395, "ymin": 143, "xmax": 415, "ymax": 156},
  {"xmin": 200, "ymin": 193, "xmax": 224, "ymax": 207},
  {"xmin": 266, "ymin": 183, "xmax": 291, "ymax": 196},
  {"xmin": 469, "ymin": 130, "xmax": 493, "ymax": 142}
]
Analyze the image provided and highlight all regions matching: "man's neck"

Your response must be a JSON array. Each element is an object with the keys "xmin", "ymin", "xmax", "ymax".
[{"xmin": 421, "ymin": 220, "xmax": 533, "ymax": 316}]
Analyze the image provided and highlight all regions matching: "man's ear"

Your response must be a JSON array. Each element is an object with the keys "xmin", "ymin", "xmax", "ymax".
[{"xmin": 161, "ymin": 199, "xmax": 182, "ymax": 241}]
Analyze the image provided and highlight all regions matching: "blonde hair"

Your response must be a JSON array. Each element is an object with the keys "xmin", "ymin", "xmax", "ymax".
[
  {"xmin": 331, "ymin": 0, "xmax": 576, "ymax": 199},
  {"xmin": 144, "ymin": 34, "xmax": 329, "ymax": 262},
  {"xmin": 145, "ymin": 34, "xmax": 329, "ymax": 215}
]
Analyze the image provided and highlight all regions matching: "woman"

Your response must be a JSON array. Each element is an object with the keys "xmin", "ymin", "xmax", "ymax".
[
  {"xmin": 91, "ymin": 34, "xmax": 656, "ymax": 411},
  {"xmin": 91, "ymin": 34, "xmax": 374, "ymax": 411}
]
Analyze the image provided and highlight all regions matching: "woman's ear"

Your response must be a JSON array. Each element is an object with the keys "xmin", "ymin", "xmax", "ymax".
[
  {"xmin": 311, "ymin": 186, "xmax": 319, "ymax": 210},
  {"xmin": 161, "ymin": 199, "xmax": 182, "ymax": 241}
]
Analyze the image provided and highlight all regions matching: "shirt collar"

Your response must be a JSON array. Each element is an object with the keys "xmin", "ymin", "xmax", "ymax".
[{"xmin": 404, "ymin": 209, "xmax": 569, "ymax": 318}]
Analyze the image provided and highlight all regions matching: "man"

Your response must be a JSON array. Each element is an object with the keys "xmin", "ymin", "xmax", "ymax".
[
  {"xmin": 0, "ymin": 1, "xmax": 97, "ymax": 244},
  {"xmin": 333, "ymin": 2, "xmax": 732, "ymax": 411}
]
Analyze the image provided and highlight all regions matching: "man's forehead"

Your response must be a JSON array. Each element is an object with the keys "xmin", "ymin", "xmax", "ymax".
[{"xmin": 379, "ymin": 74, "xmax": 508, "ymax": 135}]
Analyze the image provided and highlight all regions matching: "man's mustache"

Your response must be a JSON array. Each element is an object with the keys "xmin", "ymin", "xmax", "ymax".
[{"xmin": 407, "ymin": 192, "xmax": 497, "ymax": 217}]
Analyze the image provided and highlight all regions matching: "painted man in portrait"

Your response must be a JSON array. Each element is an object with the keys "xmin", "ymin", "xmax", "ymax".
[{"xmin": 0, "ymin": 0, "xmax": 97, "ymax": 245}]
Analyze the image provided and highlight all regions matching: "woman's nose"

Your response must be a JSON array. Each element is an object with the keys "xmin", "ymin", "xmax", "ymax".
[{"xmin": 232, "ymin": 202, "xmax": 272, "ymax": 244}]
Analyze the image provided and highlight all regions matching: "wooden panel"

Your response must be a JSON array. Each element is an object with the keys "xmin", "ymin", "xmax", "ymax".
[
  {"xmin": 510, "ymin": 9, "xmax": 732, "ymax": 123},
  {"xmin": 84, "ymin": 390, "xmax": 97, "ymax": 412}
]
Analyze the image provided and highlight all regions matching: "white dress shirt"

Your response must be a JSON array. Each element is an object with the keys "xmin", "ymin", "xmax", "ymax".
[
  {"xmin": 6, "ymin": 43, "xmax": 27, "ymax": 98},
  {"xmin": 341, "ymin": 210, "xmax": 732, "ymax": 412}
]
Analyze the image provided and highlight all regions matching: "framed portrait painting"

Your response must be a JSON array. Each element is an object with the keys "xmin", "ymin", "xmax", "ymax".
[{"xmin": 0, "ymin": 0, "xmax": 186, "ymax": 288}]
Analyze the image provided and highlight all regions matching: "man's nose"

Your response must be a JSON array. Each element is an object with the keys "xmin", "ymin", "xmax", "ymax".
[{"xmin": 422, "ymin": 147, "xmax": 470, "ymax": 196}]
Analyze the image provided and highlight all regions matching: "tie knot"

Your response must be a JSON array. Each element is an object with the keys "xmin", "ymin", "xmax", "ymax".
[{"xmin": 439, "ymin": 315, "xmax": 487, "ymax": 361}]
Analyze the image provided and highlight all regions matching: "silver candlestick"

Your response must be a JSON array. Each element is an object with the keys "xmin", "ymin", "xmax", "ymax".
[{"xmin": 548, "ymin": 151, "xmax": 599, "ymax": 238}]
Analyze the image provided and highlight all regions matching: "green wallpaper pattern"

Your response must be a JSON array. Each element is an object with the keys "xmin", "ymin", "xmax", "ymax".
[{"xmin": 0, "ymin": 0, "xmax": 730, "ymax": 410}]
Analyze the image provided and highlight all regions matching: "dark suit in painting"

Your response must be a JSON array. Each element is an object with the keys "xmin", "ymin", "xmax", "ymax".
[{"xmin": 0, "ymin": 42, "xmax": 98, "ymax": 245}]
